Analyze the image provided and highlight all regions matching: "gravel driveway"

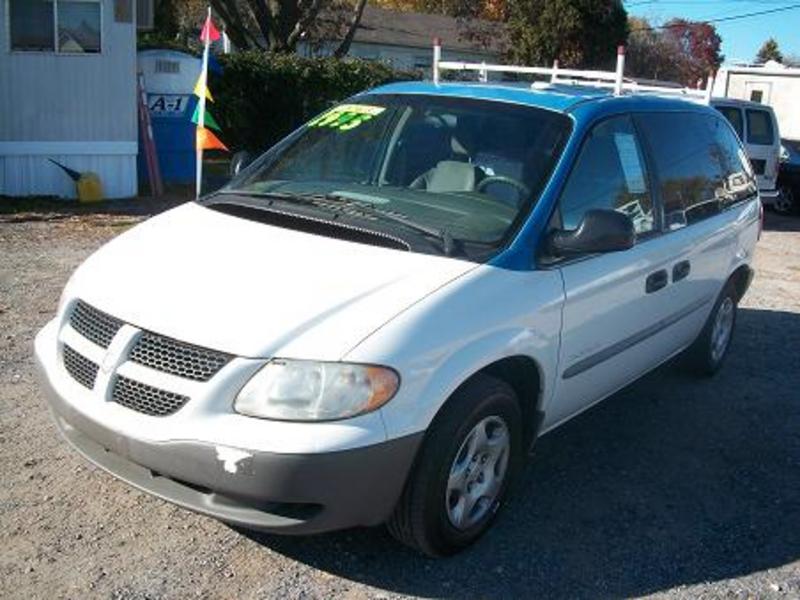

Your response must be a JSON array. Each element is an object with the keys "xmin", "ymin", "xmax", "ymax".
[{"xmin": 1, "ymin": 206, "xmax": 798, "ymax": 600}]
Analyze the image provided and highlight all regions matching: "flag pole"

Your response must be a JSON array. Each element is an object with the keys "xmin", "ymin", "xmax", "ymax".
[{"xmin": 196, "ymin": 6, "xmax": 212, "ymax": 199}]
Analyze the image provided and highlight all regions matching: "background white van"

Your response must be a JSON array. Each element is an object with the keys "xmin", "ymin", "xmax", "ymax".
[{"xmin": 712, "ymin": 98, "xmax": 784, "ymax": 211}]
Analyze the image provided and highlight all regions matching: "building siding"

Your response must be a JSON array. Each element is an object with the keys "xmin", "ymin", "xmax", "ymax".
[{"xmin": 0, "ymin": 0, "xmax": 138, "ymax": 198}]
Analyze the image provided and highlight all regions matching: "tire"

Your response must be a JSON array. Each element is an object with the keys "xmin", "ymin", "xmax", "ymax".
[
  {"xmin": 773, "ymin": 185, "xmax": 795, "ymax": 215},
  {"xmin": 387, "ymin": 374, "xmax": 523, "ymax": 557},
  {"xmin": 685, "ymin": 280, "xmax": 738, "ymax": 376}
]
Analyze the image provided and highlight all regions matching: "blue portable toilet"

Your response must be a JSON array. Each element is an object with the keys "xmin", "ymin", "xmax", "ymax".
[{"xmin": 137, "ymin": 49, "xmax": 202, "ymax": 184}]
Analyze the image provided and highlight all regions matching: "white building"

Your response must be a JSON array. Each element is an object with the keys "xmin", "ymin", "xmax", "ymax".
[
  {"xmin": 0, "ymin": 0, "xmax": 152, "ymax": 199},
  {"xmin": 300, "ymin": 5, "xmax": 504, "ymax": 73},
  {"xmin": 713, "ymin": 61, "xmax": 800, "ymax": 141}
]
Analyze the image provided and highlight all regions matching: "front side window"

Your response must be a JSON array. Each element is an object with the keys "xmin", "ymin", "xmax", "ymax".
[
  {"xmin": 558, "ymin": 115, "xmax": 655, "ymax": 236},
  {"xmin": 9, "ymin": 0, "xmax": 101, "ymax": 54},
  {"xmin": 638, "ymin": 112, "xmax": 756, "ymax": 230},
  {"xmin": 746, "ymin": 109, "xmax": 775, "ymax": 146},
  {"xmin": 224, "ymin": 95, "xmax": 572, "ymax": 260}
]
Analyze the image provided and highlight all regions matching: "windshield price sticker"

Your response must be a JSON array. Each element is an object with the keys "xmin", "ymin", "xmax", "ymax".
[{"xmin": 309, "ymin": 104, "xmax": 386, "ymax": 131}]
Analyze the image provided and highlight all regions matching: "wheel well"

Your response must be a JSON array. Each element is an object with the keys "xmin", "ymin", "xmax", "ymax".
[
  {"xmin": 729, "ymin": 264, "xmax": 752, "ymax": 301},
  {"xmin": 479, "ymin": 356, "xmax": 543, "ymax": 448}
]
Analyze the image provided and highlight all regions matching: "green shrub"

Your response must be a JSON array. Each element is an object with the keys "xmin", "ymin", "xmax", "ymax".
[{"xmin": 209, "ymin": 53, "xmax": 416, "ymax": 152}]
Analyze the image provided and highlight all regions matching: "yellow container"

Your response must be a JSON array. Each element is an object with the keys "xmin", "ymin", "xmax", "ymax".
[{"xmin": 76, "ymin": 172, "xmax": 104, "ymax": 203}]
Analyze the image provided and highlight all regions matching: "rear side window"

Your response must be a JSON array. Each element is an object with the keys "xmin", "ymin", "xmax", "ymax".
[
  {"xmin": 558, "ymin": 116, "xmax": 655, "ymax": 236},
  {"xmin": 637, "ymin": 112, "xmax": 756, "ymax": 230},
  {"xmin": 716, "ymin": 106, "xmax": 744, "ymax": 140},
  {"xmin": 746, "ymin": 110, "xmax": 775, "ymax": 145}
]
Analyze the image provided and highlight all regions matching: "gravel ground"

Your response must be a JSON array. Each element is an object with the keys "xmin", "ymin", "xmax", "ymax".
[{"xmin": 1, "ymin": 206, "xmax": 799, "ymax": 600}]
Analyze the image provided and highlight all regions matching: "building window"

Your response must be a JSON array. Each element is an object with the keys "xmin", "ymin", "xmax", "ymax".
[{"xmin": 9, "ymin": 0, "xmax": 101, "ymax": 54}]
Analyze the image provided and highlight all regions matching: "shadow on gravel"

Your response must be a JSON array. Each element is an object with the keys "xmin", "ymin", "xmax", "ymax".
[
  {"xmin": 763, "ymin": 210, "xmax": 800, "ymax": 232},
  {"xmin": 239, "ymin": 307, "xmax": 800, "ymax": 599}
]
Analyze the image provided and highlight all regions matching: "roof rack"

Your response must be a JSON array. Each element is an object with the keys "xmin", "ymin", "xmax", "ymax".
[{"xmin": 431, "ymin": 40, "xmax": 714, "ymax": 104}]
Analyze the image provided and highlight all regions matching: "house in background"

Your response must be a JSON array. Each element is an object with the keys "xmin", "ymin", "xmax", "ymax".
[
  {"xmin": 299, "ymin": 5, "xmax": 504, "ymax": 73},
  {"xmin": 0, "ymin": 0, "xmax": 155, "ymax": 199}
]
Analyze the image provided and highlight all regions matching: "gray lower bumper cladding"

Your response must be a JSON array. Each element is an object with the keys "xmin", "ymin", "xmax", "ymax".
[{"xmin": 39, "ymin": 364, "xmax": 423, "ymax": 534}]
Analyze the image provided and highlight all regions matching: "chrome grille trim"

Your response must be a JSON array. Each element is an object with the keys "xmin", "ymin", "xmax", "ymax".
[
  {"xmin": 63, "ymin": 345, "xmax": 99, "ymax": 390},
  {"xmin": 129, "ymin": 332, "xmax": 232, "ymax": 382},
  {"xmin": 111, "ymin": 376, "xmax": 190, "ymax": 417},
  {"xmin": 69, "ymin": 300, "xmax": 123, "ymax": 349}
]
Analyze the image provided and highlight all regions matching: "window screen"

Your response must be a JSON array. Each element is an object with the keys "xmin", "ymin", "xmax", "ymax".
[
  {"xmin": 58, "ymin": 1, "xmax": 101, "ymax": 53},
  {"xmin": 746, "ymin": 110, "xmax": 775, "ymax": 146},
  {"xmin": 9, "ymin": 0, "xmax": 100, "ymax": 53},
  {"xmin": 10, "ymin": 0, "xmax": 55, "ymax": 51},
  {"xmin": 558, "ymin": 116, "xmax": 655, "ymax": 236}
]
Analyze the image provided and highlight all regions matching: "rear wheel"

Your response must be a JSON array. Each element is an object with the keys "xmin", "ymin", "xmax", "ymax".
[
  {"xmin": 774, "ymin": 185, "xmax": 796, "ymax": 215},
  {"xmin": 685, "ymin": 281, "xmax": 738, "ymax": 376},
  {"xmin": 387, "ymin": 374, "xmax": 522, "ymax": 557}
]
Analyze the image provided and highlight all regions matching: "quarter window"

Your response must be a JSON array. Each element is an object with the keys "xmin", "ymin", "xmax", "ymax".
[
  {"xmin": 638, "ymin": 112, "xmax": 756, "ymax": 230},
  {"xmin": 558, "ymin": 116, "xmax": 655, "ymax": 236},
  {"xmin": 9, "ymin": 0, "xmax": 101, "ymax": 54},
  {"xmin": 746, "ymin": 109, "xmax": 775, "ymax": 145}
]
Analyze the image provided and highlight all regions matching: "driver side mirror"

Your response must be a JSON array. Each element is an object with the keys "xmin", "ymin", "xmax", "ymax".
[{"xmin": 547, "ymin": 209, "xmax": 635, "ymax": 257}]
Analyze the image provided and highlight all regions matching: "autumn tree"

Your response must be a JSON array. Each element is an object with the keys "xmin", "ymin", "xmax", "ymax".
[
  {"xmin": 626, "ymin": 17, "xmax": 686, "ymax": 82},
  {"xmin": 661, "ymin": 18, "xmax": 723, "ymax": 85},
  {"xmin": 755, "ymin": 38, "xmax": 783, "ymax": 64}
]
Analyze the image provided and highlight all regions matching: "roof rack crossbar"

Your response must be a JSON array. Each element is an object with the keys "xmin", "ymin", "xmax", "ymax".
[{"xmin": 431, "ymin": 40, "xmax": 714, "ymax": 104}]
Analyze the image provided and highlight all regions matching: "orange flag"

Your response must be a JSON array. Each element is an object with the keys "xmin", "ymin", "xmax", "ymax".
[{"xmin": 196, "ymin": 126, "xmax": 228, "ymax": 151}]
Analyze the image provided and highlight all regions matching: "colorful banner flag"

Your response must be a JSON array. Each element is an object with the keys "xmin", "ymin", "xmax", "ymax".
[
  {"xmin": 197, "ymin": 126, "xmax": 228, "ymax": 151},
  {"xmin": 191, "ymin": 103, "xmax": 221, "ymax": 131},
  {"xmin": 193, "ymin": 75, "xmax": 214, "ymax": 102},
  {"xmin": 200, "ymin": 14, "xmax": 221, "ymax": 43},
  {"xmin": 194, "ymin": 7, "xmax": 228, "ymax": 199}
]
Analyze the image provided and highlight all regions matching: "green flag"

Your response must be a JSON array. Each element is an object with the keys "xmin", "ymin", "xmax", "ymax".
[{"xmin": 191, "ymin": 103, "xmax": 221, "ymax": 132}]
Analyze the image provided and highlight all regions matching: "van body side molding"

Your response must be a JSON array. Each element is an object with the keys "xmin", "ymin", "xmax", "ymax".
[{"xmin": 562, "ymin": 295, "xmax": 713, "ymax": 379}]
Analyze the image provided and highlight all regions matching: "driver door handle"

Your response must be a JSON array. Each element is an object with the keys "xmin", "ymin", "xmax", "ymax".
[{"xmin": 645, "ymin": 269, "xmax": 669, "ymax": 294}]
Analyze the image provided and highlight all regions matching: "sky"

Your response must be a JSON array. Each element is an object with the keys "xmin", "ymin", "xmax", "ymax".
[{"xmin": 623, "ymin": 0, "xmax": 800, "ymax": 65}]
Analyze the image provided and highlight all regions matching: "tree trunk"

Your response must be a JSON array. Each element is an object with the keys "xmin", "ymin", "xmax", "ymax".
[{"xmin": 333, "ymin": 0, "xmax": 367, "ymax": 58}]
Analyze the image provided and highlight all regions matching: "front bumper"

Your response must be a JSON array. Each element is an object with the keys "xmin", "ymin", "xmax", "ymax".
[{"xmin": 36, "ymin": 336, "xmax": 422, "ymax": 535}]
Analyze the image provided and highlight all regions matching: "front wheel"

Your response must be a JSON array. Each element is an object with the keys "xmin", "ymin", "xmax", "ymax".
[
  {"xmin": 387, "ymin": 374, "xmax": 522, "ymax": 557},
  {"xmin": 685, "ymin": 281, "xmax": 738, "ymax": 376}
]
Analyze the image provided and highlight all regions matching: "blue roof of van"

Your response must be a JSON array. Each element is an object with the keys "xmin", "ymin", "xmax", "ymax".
[{"xmin": 365, "ymin": 80, "xmax": 707, "ymax": 114}]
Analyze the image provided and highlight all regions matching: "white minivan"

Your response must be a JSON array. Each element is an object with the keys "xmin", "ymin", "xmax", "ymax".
[
  {"xmin": 36, "ymin": 80, "xmax": 760, "ymax": 556},
  {"xmin": 712, "ymin": 98, "xmax": 785, "ymax": 212}
]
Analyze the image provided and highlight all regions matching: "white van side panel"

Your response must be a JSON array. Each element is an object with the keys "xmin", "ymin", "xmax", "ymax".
[{"xmin": 345, "ymin": 266, "xmax": 565, "ymax": 440}]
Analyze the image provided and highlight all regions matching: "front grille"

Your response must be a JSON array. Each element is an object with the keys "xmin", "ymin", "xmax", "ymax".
[
  {"xmin": 63, "ymin": 345, "xmax": 99, "ymax": 390},
  {"xmin": 69, "ymin": 300, "xmax": 123, "ymax": 348},
  {"xmin": 129, "ymin": 332, "xmax": 231, "ymax": 382},
  {"xmin": 112, "ymin": 376, "xmax": 189, "ymax": 416}
]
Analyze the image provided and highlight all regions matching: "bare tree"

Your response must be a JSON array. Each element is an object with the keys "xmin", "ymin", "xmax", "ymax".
[{"xmin": 207, "ymin": 0, "xmax": 367, "ymax": 53}]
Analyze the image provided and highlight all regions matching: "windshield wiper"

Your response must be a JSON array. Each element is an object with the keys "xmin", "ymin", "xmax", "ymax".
[
  {"xmin": 213, "ymin": 190, "xmax": 457, "ymax": 256},
  {"xmin": 322, "ymin": 193, "xmax": 457, "ymax": 256}
]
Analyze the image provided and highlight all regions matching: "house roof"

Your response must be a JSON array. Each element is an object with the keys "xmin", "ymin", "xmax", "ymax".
[{"xmin": 350, "ymin": 6, "xmax": 505, "ymax": 55}]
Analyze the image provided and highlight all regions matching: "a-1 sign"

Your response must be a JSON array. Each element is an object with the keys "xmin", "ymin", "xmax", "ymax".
[{"xmin": 148, "ymin": 94, "xmax": 189, "ymax": 116}]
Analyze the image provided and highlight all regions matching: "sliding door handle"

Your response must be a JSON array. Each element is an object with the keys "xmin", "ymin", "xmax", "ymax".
[
  {"xmin": 672, "ymin": 260, "xmax": 691, "ymax": 282},
  {"xmin": 645, "ymin": 269, "xmax": 669, "ymax": 294}
]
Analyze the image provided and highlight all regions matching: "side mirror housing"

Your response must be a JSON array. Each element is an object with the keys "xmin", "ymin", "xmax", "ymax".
[{"xmin": 547, "ymin": 209, "xmax": 635, "ymax": 257}]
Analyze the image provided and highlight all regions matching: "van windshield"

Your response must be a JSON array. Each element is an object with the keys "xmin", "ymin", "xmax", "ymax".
[{"xmin": 221, "ymin": 94, "xmax": 571, "ymax": 259}]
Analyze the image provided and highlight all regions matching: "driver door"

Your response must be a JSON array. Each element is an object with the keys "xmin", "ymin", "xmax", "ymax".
[{"xmin": 545, "ymin": 115, "xmax": 679, "ymax": 426}]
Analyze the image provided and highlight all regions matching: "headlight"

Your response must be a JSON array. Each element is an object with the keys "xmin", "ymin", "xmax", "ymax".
[{"xmin": 234, "ymin": 360, "xmax": 400, "ymax": 421}]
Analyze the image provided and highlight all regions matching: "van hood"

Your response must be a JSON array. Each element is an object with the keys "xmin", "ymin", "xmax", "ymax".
[{"xmin": 65, "ymin": 202, "xmax": 476, "ymax": 359}]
